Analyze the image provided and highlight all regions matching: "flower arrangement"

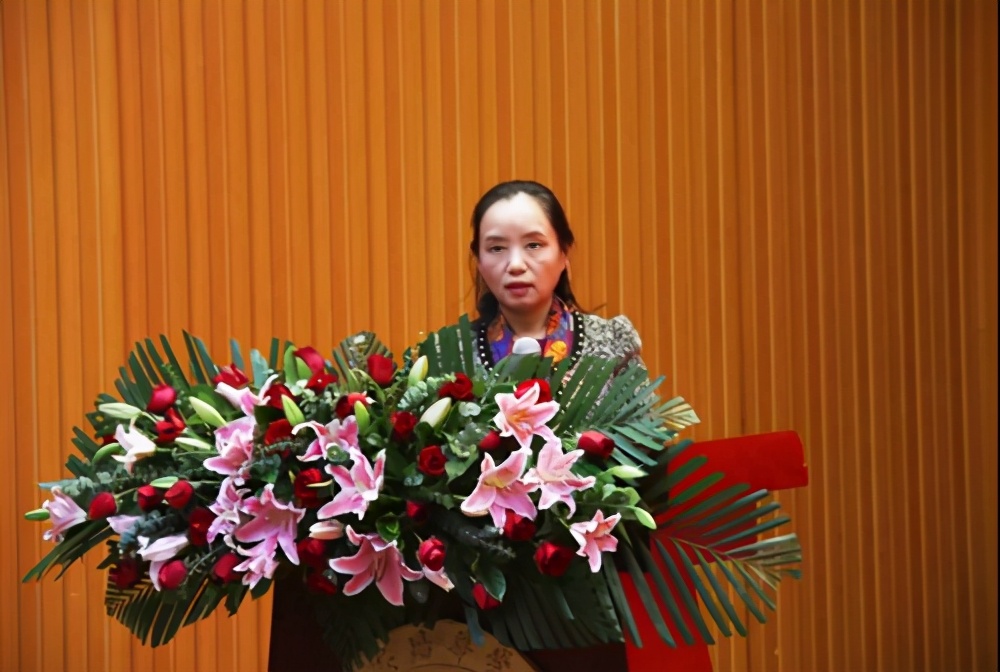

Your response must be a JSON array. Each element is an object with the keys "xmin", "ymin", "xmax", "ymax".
[{"xmin": 24, "ymin": 319, "xmax": 802, "ymax": 669}]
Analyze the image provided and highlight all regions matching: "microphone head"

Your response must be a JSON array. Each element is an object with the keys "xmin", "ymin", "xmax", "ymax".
[{"xmin": 511, "ymin": 338, "xmax": 542, "ymax": 356}]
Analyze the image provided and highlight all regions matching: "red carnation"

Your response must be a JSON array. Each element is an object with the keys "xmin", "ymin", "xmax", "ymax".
[
  {"xmin": 305, "ymin": 571, "xmax": 338, "ymax": 595},
  {"xmin": 263, "ymin": 383, "xmax": 295, "ymax": 409},
  {"xmin": 158, "ymin": 559, "xmax": 188, "ymax": 591},
  {"xmin": 478, "ymin": 430, "xmax": 502, "ymax": 452},
  {"xmin": 88, "ymin": 492, "xmax": 117, "ymax": 520},
  {"xmin": 164, "ymin": 480, "xmax": 194, "ymax": 509},
  {"xmin": 577, "ymin": 430, "xmax": 615, "ymax": 460},
  {"xmin": 110, "ymin": 557, "xmax": 142, "ymax": 589},
  {"xmin": 335, "ymin": 392, "xmax": 370, "ymax": 420},
  {"xmin": 212, "ymin": 364, "xmax": 250, "ymax": 389},
  {"xmin": 187, "ymin": 507, "xmax": 215, "ymax": 547},
  {"xmin": 438, "ymin": 373, "xmax": 475, "ymax": 401},
  {"xmin": 502, "ymin": 512, "xmax": 537, "ymax": 542},
  {"xmin": 212, "ymin": 552, "xmax": 242, "ymax": 583},
  {"xmin": 417, "ymin": 537, "xmax": 446, "ymax": 572},
  {"xmin": 406, "ymin": 501, "xmax": 430, "ymax": 524},
  {"xmin": 294, "ymin": 468, "xmax": 327, "ymax": 509},
  {"xmin": 147, "ymin": 384, "xmax": 177, "ymax": 414},
  {"xmin": 390, "ymin": 411, "xmax": 418, "ymax": 442},
  {"xmin": 366, "ymin": 354, "xmax": 395, "ymax": 387},
  {"xmin": 472, "ymin": 583, "xmax": 501, "ymax": 610},
  {"xmin": 294, "ymin": 346, "xmax": 326, "ymax": 375},
  {"xmin": 297, "ymin": 538, "xmax": 329, "ymax": 570},
  {"xmin": 533, "ymin": 541, "xmax": 575, "ymax": 577},
  {"xmin": 515, "ymin": 379, "xmax": 552, "ymax": 404},
  {"xmin": 306, "ymin": 371, "xmax": 337, "ymax": 393},
  {"xmin": 137, "ymin": 485, "xmax": 163, "ymax": 512},
  {"xmin": 417, "ymin": 445, "xmax": 447, "ymax": 478}
]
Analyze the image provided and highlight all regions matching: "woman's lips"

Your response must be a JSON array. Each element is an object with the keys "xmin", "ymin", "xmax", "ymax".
[{"xmin": 505, "ymin": 283, "xmax": 533, "ymax": 297}]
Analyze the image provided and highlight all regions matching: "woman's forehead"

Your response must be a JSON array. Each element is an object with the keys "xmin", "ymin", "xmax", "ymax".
[{"xmin": 480, "ymin": 194, "xmax": 554, "ymax": 238}]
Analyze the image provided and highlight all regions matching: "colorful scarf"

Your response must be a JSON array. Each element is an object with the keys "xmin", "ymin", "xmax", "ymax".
[{"xmin": 486, "ymin": 297, "xmax": 574, "ymax": 364}]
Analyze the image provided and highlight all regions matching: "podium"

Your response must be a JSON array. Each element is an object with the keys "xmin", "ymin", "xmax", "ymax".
[{"xmin": 268, "ymin": 432, "xmax": 808, "ymax": 672}]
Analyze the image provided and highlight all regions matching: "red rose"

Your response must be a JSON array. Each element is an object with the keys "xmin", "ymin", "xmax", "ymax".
[
  {"xmin": 158, "ymin": 559, "xmax": 188, "ymax": 591},
  {"xmin": 110, "ymin": 557, "xmax": 141, "ymax": 589},
  {"xmin": 406, "ymin": 501, "xmax": 429, "ymax": 524},
  {"xmin": 390, "ymin": 411, "xmax": 418, "ymax": 442},
  {"xmin": 366, "ymin": 354, "xmax": 395, "ymax": 387},
  {"xmin": 88, "ymin": 492, "xmax": 117, "ymax": 520},
  {"xmin": 335, "ymin": 392, "xmax": 370, "ymax": 420},
  {"xmin": 147, "ymin": 384, "xmax": 177, "ymax": 414},
  {"xmin": 294, "ymin": 468, "xmax": 327, "ymax": 508},
  {"xmin": 438, "ymin": 373, "xmax": 475, "ymax": 401},
  {"xmin": 212, "ymin": 552, "xmax": 242, "ymax": 583},
  {"xmin": 417, "ymin": 445, "xmax": 447, "ymax": 477},
  {"xmin": 515, "ymin": 379, "xmax": 552, "ymax": 404},
  {"xmin": 478, "ymin": 430, "xmax": 502, "ymax": 452},
  {"xmin": 263, "ymin": 383, "xmax": 295, "ymax": 409},
  {"xmin": 137, "ymin": 485, "xmax": 163, "ymax": 512},
  {"xmin": 502, "ymin": 512, "xmax": 537, "ymax": 541},
  {"xmin": 417, "ymin": 537, "xmax": 446, "ymax": 572},
  {"xmin": 577, "ymin": 430, "xmax": 615, "ymax": 460},
  {"xmin": 297, "ymin": 538, "xmax": 328, "ymax": 570},
  {"xmin": 212, "ymin": 364, "xmax": 250, "ymax": 389},
  {"xmin": 472, "ymin": 583, "xmax": 501, "ymax": 610},
  {"xmin": 188, "ymin": 507, "xmax": 215, "ymax": 547},
  {"xmin": 294, "ymin": 346, "xmax": 326, "ymax": 375},
  {"xmin": 533, "ymin": 541, "xmax": 575, "ymax": 577},
  {"xmin": 264, "ymin": 419, "xmax": 294, "ymax": 446},
  {"xmin": 305, "ymin": 571, "xmax": 338, "ymax": 595},
  {"xmin": 165, "ymin": 480, "xmax": 194, "ymax": 509},
  {"xmin": 98, "ymin": 433, "xmax": 117, "ymax": 446},
  {"xmin": 154, "ymin": 408, "xmax": 187, "ymax": 445},
  {"xmin": 306, "ymin": 371, "xmax": 337, "ymax": 393}
]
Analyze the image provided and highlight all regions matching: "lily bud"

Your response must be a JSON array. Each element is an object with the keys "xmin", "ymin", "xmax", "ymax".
[
  {"xmin": 281, "ymin": 395, "xmax": 306, "ymax": 426},
  {"xmin": 188, "ymin": 398, "xmax": 226, "ymax": 428},
  {"xmin": 24, "ymin": 508, "xmax": 50, "ymax": 521},
  {"xmin": 418, "ymin": 397, "xmax": 452, "ymax": 429},
  {"xmin": 353, "ymin": 400, "xmax": 370, "ymax": 432},
  {"xmin": 98, "ymin": 403, "xmax": 143, "ymax": 420},
  {"xmin": 91, "ymin": 442, "xmax": 123, "ymax": 464},
  {"xmin": 408, "ymin": 356, "xmax": 429, "ymax": 386}
]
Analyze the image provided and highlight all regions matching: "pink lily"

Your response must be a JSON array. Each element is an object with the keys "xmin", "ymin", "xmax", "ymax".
[
  {"xmin": 106, "ymin": 514, "xmax": 142, "ymax": 536},
  {"xmin": 308, "ymin": 520, "xmax": 345, "ymax": 540},
  {"xmin": 423, "ymin": 567, "xmax": 454, "ymax": 592},
  {"xmin": 569, "ymin": 510, "xmax": 622, "ymax": 572},
  {"xmin": 215, "ymin": 373, "xmax": 280, "ymax": 416},
  {"xmin": 523, "ymin": 439, "xmax": 596, "ymax": 516},
  {"xmin": 492, "ymin": 383, "xmax": 560, "ymax": 451},
  {"xmin": 233, "ymin": 536, "xmax": 280, "ymax": 588},
  {"xmin": 137, "ymin": 533, "xmax": 190, "ymax": 590},
  {"xmin": 41, "ymin": 487, "xmax": 87, "ymax": 542},
  {"xmin": 235, "ymin": 484, "xmax": 306, "ymax": 565},
  {"xmin": 111, "ymin": 421, "xmax": 157, "ymax": 473},
  {"xmin": 293, "ymin": 416, "xmax": 360, "ymax": 462},
  {"xmin": 207, "ymin": 477, "xmax": 249, "ymax": 544},
  {"xmin": 317, "ymin": 449, "xmax": 385, "ymax": 521},
  {"xmin": 460, "ymin": 448, "xmax": 537, "ymax": 528},
  {"xmin": 204, "ymin": 416, "xmax": 257, "ymax": 482},
  {"xmin": 328, "ymin": 527, "xmax": 422, "ymax": 605}
]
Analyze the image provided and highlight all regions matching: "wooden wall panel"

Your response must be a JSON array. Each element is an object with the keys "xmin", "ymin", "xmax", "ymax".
[{"xmin": 1, "ymin": 1, "xmax": 995, "ymax": 671}]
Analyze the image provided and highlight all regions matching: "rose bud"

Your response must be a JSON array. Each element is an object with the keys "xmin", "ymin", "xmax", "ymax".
[
  {"xmin": 305, "ymin": 570, "xmax": 338, "ymax": 595},
  {"xmin": 366, "ymin": 354, "xmax": 395, "ymax": 387},
  {"xmin": 335, "ymin": 392, "xmax": 370, "ymax": 420},
  {"xmin": 472, "ymin": 583, "xmax": 501, "ymax": 610},
  {"xmin": 164, "ymin": 480, "xmax": 195, "ymax": 509},
  {"xmin": 109, "ymin": 557, "xmax": 142, "ymax": 589},
  {"xmin": 515, "ymin": 379, "xmax": 553, "ymax": 404},
  {"xmin": 294, "ymin": 468, "xmax": 328, "ymax": 509},
  {"xmin": 157, "ymin": 559, "xmax": 188, "ymax": 591},
  {"xmin": 263, "ymin": 382, "xmax": 295, "ymax": 409},
  {"xmin": 297, "ymin": 538, "xmax": 329, "ymax": 570},
  {"xmin": 187, "ymin": 507, "xmax": 215, "ymax": 547},
  {"xmin": 154, "ymin": 416, "xmax": 184, "ymax": 445},
  {"xmin": 478, "ymin": 430, "xmax": 502, "ymax": 452},
  {"xmin": 212, "ymin": 364, "xmax": 250, "ymax": 389},
  {"xmin": 390, "ymin": 411, "xmax": 418, "ymax": 442},
  {"xmin": 137, "ymin": 485, "xmax": 163, "ymax": 512},
  {"xmin": 88, "ymin": 492, "xmax": 117, "ymax": 520},
  {"xmin": 502, "ymin": 512, "xmax": 537, "ymax": 542},
  {"xmin": 264, "ymin": 419, "xmax": 294, "ymax": 446},
  {"xmin": 147, "ymin": 384, "xmax": 177, "ymax": 414},
  {"xmin": 406, "ymin": 501, "xmax": 429, "ymax": 524},
  {"xmin": 438, "ymin": 373, "xmax": 475, "ymax": 401},
  {"xmin": 534, "ymin": 541, "xmax": 575, "ymax": 577},
  {"xmin": 306, "ymin": 371, "xmax": 338, "ymax": 393},
  {"xmin": 294, "ymin": 346, "xmax": 326, "ymax": 375},
  {"xmin": 417, "ymin": 445, "xmax": 447, "ymax": 477},
  {"xmin": 417, "ymin": 537, "xmax": 446, "ymax": 572},
  {"xmin": 212, "ymin": 552, "xmax": 242, "ymax": 583},
  {"xmin": 98, "ymin": 433, "xmax": 117, "ymax": 446},
  {"xmin": 577, "ymin": 430, "xmax": 615, "ymax": 460}
]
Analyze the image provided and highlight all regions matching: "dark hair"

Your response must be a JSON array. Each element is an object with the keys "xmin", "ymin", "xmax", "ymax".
[{"xmin": 469, "ymin": 180, "xmax": 580, "ymax": 324}]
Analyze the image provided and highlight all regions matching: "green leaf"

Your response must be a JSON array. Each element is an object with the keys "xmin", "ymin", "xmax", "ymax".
[{"xmin": 475, "ymin": 563, "xmax": 507, "ymax": 601}]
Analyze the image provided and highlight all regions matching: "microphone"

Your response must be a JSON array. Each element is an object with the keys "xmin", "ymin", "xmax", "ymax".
[{"xmin": 511, "ymin": 338, "xmax": 542, "ymax": 356}]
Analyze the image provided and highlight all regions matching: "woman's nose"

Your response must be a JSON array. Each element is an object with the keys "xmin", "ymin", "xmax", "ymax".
[{"xmin": 507, "ymin": 249, "xmax": 527, "ymax": 272}]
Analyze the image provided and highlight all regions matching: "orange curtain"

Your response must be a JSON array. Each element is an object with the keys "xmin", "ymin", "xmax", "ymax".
[{"xmin": 2, "ymin": 1, "xmax": 996, "ymax": 671}]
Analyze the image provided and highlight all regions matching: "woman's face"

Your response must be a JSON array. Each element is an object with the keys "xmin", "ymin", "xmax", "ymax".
[{"xmin": 476, "ymin": 193, "xmax": 567, "ymax": 318}]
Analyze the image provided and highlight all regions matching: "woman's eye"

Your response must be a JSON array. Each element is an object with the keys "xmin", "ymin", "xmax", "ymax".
[
  {"xmin": 526, "ymin": 242, "xmax": 543, "ymax": 250},
  {"xmin": 488, "ymin": 246, "xmax": 505, "ymax": 253}
]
